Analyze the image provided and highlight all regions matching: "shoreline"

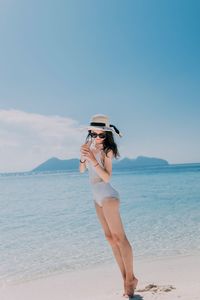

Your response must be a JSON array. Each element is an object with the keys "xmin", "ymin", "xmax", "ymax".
[{"xmin": 0, "ymin": 253, "xmax": 199, "ymax": 300}]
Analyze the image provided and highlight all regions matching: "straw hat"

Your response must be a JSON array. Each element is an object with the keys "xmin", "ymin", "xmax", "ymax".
[{"xmin": 86, "ymin": 114, "xmax": 123, "ymax": 137}]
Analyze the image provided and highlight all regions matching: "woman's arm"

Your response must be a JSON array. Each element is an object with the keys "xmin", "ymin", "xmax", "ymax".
[
  {"xmin": 80, "ymin": 144, "xmax": 113, "ymax": 182},
  {"xmin": 79, "ymin": 142, "xmax": 91, "ymax": 173},
  {"xmin": 79, "ymin": 158, "xmax": 86, "ymax": 173},
  {"xmin": 91, "ymin": 150, "xmax": 113, "ymax": 183}
]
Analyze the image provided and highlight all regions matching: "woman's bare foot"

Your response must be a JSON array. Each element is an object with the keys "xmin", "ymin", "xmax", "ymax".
[
  {"xmin": 132, "ymin": 276, "xmax": 138, "ymax": 290},
  {"xmin": 123, "ymin": 276, "xmax": 138, "ymax": 298},
  {"xmin": 123, "ymin": 280, "xmax": 126, "ymax": 297},
  {"xmin": 122, "ymin": 276, "xmax": 126, "ymax": 297}
]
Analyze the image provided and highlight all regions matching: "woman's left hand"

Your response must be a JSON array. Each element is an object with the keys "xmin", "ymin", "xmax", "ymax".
[{"xmin": 80, "ymin": 145, "xmax": 97, "ymax": 164}]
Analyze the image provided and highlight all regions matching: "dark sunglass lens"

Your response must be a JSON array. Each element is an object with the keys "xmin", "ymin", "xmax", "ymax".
[
  {"xmin": 90, "ymin": 132, "xmax": 106, "ymax": 138},
  {"xmin": 90, "ymin": 132, "xmax": 97, "ymax": 138}
]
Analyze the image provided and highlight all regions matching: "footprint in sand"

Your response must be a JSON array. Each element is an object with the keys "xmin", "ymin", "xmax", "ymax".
[{"xmin": 137, "ymin": 283, "xmax": 176, "ymax": 294}]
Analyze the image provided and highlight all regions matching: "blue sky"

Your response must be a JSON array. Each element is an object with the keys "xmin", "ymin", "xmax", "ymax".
[{"xmin": 0, "ymin": 0, "xmax": 200, "ymax": 172}]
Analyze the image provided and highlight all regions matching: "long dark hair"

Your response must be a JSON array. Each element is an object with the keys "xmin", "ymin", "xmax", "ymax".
[{"xmin": 85, "ymin": 130, "xmax": 120, "ymax": 159}]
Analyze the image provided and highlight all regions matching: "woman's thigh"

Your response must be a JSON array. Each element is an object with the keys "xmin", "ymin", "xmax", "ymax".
[
  {"xmin": 94, "ymin": 202, "xmax": 112, "ymax": 237},
  {"xmin": 102, "ymin": 197, "xmax": 126, "ymax": 239}
]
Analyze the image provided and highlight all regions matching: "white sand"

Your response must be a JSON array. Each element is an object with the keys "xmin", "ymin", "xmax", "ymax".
[{"xmin": 0, "ymin": 254, "xmax": 199, "ymax": 300}]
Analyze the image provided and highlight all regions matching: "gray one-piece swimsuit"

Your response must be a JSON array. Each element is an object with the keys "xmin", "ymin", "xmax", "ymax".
[{"xmin": 86, "ymin": 148, "xmax": 120, "ymax": 207}]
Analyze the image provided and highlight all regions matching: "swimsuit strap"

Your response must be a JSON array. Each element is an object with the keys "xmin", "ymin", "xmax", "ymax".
[{"xmin": 94, "ymin": 150, "xmax": 104, "ymax": 167}]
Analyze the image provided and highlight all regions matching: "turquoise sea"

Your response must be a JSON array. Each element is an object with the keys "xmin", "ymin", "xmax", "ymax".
[{"xmin": 0, "ymin": 164, "xmax": 200, "ymax": 286}]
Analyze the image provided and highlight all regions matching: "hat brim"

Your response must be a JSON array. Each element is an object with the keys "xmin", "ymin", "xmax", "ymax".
[
  {"xmin": 87, "ymin": 125, "xmax": 113, "ymax": 132},
  {"xmin": 79, "ymin": 125, "xmax": 122, "ymax": 137},
  {"xmin": 87, "ymin": 125, "xmax": 122, "ymax": 137}
]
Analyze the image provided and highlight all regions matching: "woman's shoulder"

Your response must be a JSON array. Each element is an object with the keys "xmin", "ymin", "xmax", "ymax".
[
  {"xmin": 100, "ymin": 149, "xmax": 114, "ymax": 165},
  {"xmin": 104, "ymin": 148, "xmax": 114, "ymax": 158}
]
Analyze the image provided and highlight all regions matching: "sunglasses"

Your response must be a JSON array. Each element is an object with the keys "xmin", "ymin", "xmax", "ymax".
[{"xmin": 90, "ymin": 132, "xmax": 106, "ymax": 139}]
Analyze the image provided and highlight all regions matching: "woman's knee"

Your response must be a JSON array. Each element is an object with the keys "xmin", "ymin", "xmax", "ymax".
[
  {"xmin": 104, "ymin": 232, "xmax": 117, "ymax": 246},
  {"xmin": 112, "ymin": 232, "xmax": 128, "ymax": 246},
  {"xmin": 105, "ymin": 232, "xmax": 127, "ymax": 246}
]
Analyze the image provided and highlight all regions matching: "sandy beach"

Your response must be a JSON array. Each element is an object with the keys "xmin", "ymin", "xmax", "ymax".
[{"xmin": 0, "ymin": 254, "xmax": 199, "ymax": 300}]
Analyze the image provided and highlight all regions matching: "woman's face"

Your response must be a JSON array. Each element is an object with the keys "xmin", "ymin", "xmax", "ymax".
[{"xmin": 90, "ymin": 129, "xmax": 106, "ymax": 144}]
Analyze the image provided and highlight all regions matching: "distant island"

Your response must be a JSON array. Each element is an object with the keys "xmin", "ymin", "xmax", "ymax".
[{"xmin": 31, "ymin": 156, "xmax": 169, "ymax": 172}]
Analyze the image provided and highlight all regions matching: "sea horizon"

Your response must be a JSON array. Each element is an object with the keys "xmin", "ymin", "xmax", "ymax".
[{"xmin": 1, "ymin": 160, "xmax": 200, "ymax": 176}]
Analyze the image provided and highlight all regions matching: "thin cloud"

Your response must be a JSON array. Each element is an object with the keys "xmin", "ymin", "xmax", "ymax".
[{"xmin": 0, "ymin": 109, "xmax": 86, "ymax": 172}]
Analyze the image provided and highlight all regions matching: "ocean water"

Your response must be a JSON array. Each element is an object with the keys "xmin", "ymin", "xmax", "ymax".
[{"xmin": 0, "ymin": 164, "xmax": 200, "ymax": 286}]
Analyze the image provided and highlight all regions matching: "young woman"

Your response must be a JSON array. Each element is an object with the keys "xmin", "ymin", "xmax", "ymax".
[{"xmin": 79, "ymin": 114, "xmax": 138, "ymax": 298}]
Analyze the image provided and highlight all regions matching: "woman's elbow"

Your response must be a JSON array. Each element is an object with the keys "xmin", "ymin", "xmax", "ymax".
[
  {"xmin": 104, "ymin": 179, "xmax": 110, "ymax": 183},
  {"xmin": 103, "ymin": 173, "xmax": 111, "ymax": 183},
  {"xmin": 79, "ymin": 167, "xmax": 86, "ymax": 173}
]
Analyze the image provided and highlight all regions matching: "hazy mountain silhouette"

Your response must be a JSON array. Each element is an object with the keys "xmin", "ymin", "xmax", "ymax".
[
  {"xmin": 32, "ymin": 156, "xmax": 169, "ymax": 172},
  {"xmin": 113, "ymin": 155, "xmax": 168, "ymax": 169}
]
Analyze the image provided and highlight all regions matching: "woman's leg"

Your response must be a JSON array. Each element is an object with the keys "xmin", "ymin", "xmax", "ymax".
[
  {"xmin": 102, "ymin": 198, "xmax": 138, "ymax": 297},
  {"xmin": 94, "ymin": 202, "xmax": 126, "ymax": 281}
]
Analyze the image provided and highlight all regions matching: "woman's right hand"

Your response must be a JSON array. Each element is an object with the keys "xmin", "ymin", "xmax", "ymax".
[{"xmin": 80, "ymin": 140, "xmax": 92, "ymax": 160}]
